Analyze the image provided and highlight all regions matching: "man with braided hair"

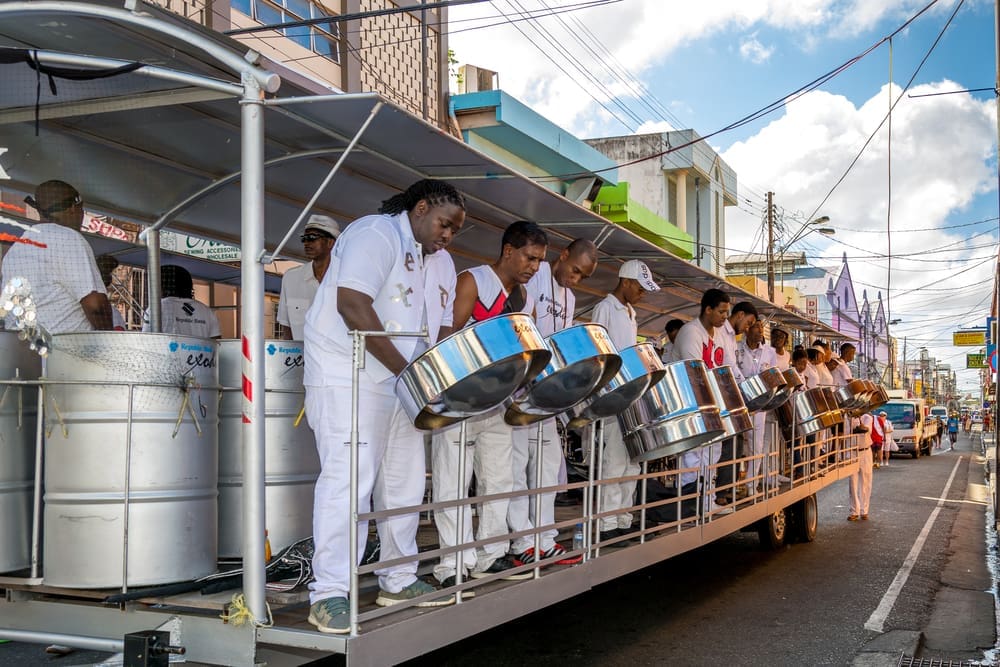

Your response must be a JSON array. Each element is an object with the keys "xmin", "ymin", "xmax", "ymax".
[{"xmin": 303, "ymin": 179, "xmax": 466, "ymax": 633}]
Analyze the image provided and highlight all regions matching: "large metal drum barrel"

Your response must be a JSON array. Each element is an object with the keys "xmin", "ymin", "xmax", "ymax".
[
  {"xmin": 218, "ymin": 340, "xmax": 318, "ymax": 558},
  {"xmin": 43, "ymin": 333, "xmax": 219, "ymax": 588},
  {"xmin": 0, "ymin": 332, "xmax": 41, "ymax": 573}
]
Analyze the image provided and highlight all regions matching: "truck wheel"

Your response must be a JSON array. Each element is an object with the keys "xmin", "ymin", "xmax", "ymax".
[
  {"xmin": 789, "ymin": 494, "xmax": 818, "ymax": 543},
  {"xmin": 912, "ymin": 445, "xmax": 920, "ymax": 459},
  {"xmin": 757, "ymin": 508, "xmax": 787, "ymax": 549}
]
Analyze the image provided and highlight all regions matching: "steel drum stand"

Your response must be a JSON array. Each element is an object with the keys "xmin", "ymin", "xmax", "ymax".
[
  {"xmin": 454, "ymin": 418, "xmax": 469, "ymax": 602},
  {"xmin": 29, "ymin": 361, "xmax": 44, "ymax": 583},
  {"xmin": 531, "ymin": 419, "xmax": 544, "ymax": 578},
  {"xmin": 592, "ymin": 419, "xmax": 605, "ymax": 555}
]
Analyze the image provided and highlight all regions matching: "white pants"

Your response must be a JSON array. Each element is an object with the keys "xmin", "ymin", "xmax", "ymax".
[
  {"xmin": 431, "ymin": 411, "xmax": 514, "ymax": 581},
  {"xmin": 746, "ymin": 411, "xmax": 767, "ymax": 489},
  {"xmin": 848, "ymin": 446, "xmax": 873, "ymax": 516},
  {"xmin": 598, "ymin": 419, "xmax": 638, "ymax": 531},
  {"xmin": 509, "ymin": 418, "xmax": 560, "ymax": 553},
  {"xmin": 306, "ymin": 383, "xmax": 425, "ymax": 603}
]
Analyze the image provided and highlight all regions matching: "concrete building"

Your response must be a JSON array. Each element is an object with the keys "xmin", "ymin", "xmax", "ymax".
[
  {"xmin": 586, "ymin": 131, "xmax": 738, "ymax": 275},
  {"xmin": 152, "ymin": 0, "xmax": 451, "ymax": 127}
]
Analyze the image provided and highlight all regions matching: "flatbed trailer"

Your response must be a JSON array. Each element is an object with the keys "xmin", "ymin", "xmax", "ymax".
[{"xmin": 0, "ymin": 4, "xmax": 853, "ymax": 665}]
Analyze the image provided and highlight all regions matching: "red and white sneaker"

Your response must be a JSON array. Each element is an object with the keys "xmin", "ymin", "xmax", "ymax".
[{"xmin": 514, "ymin": 543, "xmax": 582, "ymax": 566}]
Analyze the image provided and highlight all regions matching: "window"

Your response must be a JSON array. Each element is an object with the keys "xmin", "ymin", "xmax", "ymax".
[{"xmin": 233, "ymin": 0, "xmax": 341, "ymax": 64}]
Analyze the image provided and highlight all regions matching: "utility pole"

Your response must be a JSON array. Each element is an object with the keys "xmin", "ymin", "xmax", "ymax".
[{"xmin": 766, "ymin": 191, "xmax": 775, "ymax": 302}]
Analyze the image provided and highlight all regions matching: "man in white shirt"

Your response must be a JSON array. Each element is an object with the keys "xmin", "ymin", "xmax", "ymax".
[
  {"xmin": 829, "ymin": 343, "xmax": 856, "ymax": 386},
  {"xmin": 736, "ymin": 321, "xmax": 781, "ymax": 494},
  {"xmin": 659, "ymin": 318, "xmax": 684, "ymax": 363},
  {"xmin": 811, "ymin": 340, "xmax": 835, "ymax": 387},
  {"xmin": 432, "ymin": 221, "xmax": 547, "ymax": 587},
  {"xmin": 848, "ymin": 412, "xmax": 874, "ymax": 521},
  {"xmin": 277, "ymin": 215, "xmax": 339, "ymax": 340},
  {"xmin": 303, "ymin": 179, "xmax": 466, "ymax": 633},
  {"xmin": 591, "ymin": 259, "xmax": 659, "ymax": 541},
  {"xmin": 672, "ymin": 288, "xmax": 730, "ymax": 514},
  {"xmin": 142, "ymin": 265, "xmax": 221, "ymax": 339},
  {"xmin": 771, "ymin": 328, "xmax": 790, "ymax": 371},
  {"xmin": 510, "ymin": 238, "xmax": 597, "ymax": 567},
  {"xmin": 714, "ymin": 301, "xmax": 758, "ymax": 506},
  {"xmin": 2, "ymin": 180, "xmax": 112, "ymax": 333}
]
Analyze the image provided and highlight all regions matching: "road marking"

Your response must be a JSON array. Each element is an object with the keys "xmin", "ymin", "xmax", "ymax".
[{"xmin": 864, "ymin": 456, "xmax": 963, "ymax": 633}]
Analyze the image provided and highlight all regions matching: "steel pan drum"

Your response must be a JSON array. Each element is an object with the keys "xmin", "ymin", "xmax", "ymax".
[
  {"xmin": 760, "ymin": 368, "xmax": 799, "ymax": 411},
  {"xmin": 782, "ymin": 368, "xmax": 804, "ymax": 391},
  {"xmin": 738, "ymin": 367, "xmax": 785, "ymax": 412},
  {"xmin": 567, "ymin": 343, "xmax": 665, "ymax": 428},
  {"xmin": 777, "ymin": 387, "xmax": 841, "ymax": 438},
  {"xmin": 833, "ymin": 379, "xmax": 870, "ymax": 411},
  {"xmin": 619, "ymin": 360, "xmax": 725, "ymax": 462},
  {"xmin": 707, "ymin": 366, "xmax": 753, "ymax": 437},
  {"xmin": 396, "ymin": 313, "xmax": 551, "ymax": 430},
  {"xmin": 504, "ymin": 323, "xmax": 620, "ymax": 426}
]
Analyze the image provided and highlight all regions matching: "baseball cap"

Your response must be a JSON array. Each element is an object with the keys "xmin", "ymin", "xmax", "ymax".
[
  {"xmin": 619, "ymin": 259, "xmax": 659, "ymax": 292},
  {"xmin": 304, "ymin": 214, "xmax": 341, "ymax": 239}
]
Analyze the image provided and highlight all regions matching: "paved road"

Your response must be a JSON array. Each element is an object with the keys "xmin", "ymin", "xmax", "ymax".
[
  {"xmin": 1, "ymin": 433, "xmax": 989, "ymax": 666},
  {"xmin": 400, "ymin": 433, "xmax": 987, "ymax": 666}
]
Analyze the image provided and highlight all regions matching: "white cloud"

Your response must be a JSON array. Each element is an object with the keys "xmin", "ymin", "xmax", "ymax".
[
  {"xmin": 720, "ymin": 81, "xmax": 997, "ymax": 386},
  {"xmin": 739, "ymin": 33, "xmax": 775, "ymax": 63}
]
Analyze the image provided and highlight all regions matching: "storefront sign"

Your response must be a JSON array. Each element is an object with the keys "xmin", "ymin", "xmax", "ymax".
[
  {"xmin": 83, "ymin": 213, "xmax": 131, "ymax": 242},
  {"xmin": 953, "ymin": 330, "xmax": 986, "ymax": 346},
  {"xmin": 160, "ymin": 230, "xmax": 241, "ymax": 262},
  {"xmin": 805, "ymin": 296, "xmax": 818, "ymax": 318},
  {"xmin": 966, "ymin": 353, "xmax": 986, "ymax": 369}
]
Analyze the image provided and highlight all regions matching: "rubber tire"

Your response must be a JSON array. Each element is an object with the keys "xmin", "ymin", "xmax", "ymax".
[
  {"xmin": 757, "ymin": 507, "xmax": 787, "ymax": 550},
  {"xmin": 912, "ymin": 445, "xmax": 920, "ymax": 459},
  {"xmin": 790, "ymin": 494, "xmax": 818, "ymax": 543}
]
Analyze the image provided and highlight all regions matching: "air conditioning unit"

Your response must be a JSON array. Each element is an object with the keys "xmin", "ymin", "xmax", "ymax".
[{"xmin": 458, "ymin": 65, "xmax": 498, "ymax": 94}]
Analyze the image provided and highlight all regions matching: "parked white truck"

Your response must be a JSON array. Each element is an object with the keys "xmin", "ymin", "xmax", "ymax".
[{"xmin": 883, "ymin": 397, "xmax": 938, "ymax": 458}]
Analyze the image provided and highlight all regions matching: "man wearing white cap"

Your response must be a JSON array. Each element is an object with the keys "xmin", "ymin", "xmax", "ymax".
[
  {"xmin": 590, "ymin": 259, "xmax": 659, "ymax": 541},
  {"xmin": 277, "ymin": 214, "xmax": 339, "ymax": 340}
]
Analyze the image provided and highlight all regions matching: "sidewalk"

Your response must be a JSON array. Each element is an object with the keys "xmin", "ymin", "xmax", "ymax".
[{"xmin": 855, "ymin": 432, "xmax": 998, "ymax": 666}]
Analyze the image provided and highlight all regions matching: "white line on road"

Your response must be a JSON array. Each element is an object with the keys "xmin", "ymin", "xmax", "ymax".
[{"xmin": 864, "ymin": 456, "xmax": 963, "ymax": 633}]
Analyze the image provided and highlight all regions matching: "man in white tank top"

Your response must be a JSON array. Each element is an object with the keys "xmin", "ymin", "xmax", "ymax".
[
  {"xmin": 432, "ymin": 221, "xmax": 548, "ymax": 587},
  {"xmin": 302, "ymin": 180, "xmax": 466, "ymax": 634},
  {"xmin": 590, "ymin": 260, "xmax": 660, "ymax": 542},
  {"xmin": 509, "ymin": 238, "xmax": 597, "ymax": 567}
]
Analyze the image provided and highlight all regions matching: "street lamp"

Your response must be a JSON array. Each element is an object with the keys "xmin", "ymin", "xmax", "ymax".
[{"xmin": 772, "ymin": 215, "xmax": 835, "ymax": 302}]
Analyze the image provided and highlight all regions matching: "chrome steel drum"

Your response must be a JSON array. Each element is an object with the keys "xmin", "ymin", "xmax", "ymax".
[
  {"xmin": 0, "ymin": 332, "xmax": 41, "ymax": 573},
  {"xmin": 396, "ymin": 313, "xmax": 551, "ymax": 430},
  {"xmin": 218, "ymin": 340, "xmax": 318, "ymax": 558},
  {"xmin": 707, "ymin": 366, "xmax": 752, "ymax": 437},
  {"xmin": 777, "ymin": 387, "xmax": 840, "ymax": 439},
  {"xmin": 504, "ymin": 323, "xmax": 620, "ymax": 426},
  {"xmin": 781, "ymin": 368, "xmax": 804, "ymax": 392},
  {"xmin": 619, "ymin": 360, "xmax": 725, "ymax": 461},
  {"xmin": 566, "ymin": 343, "xmax": 664, "ymax": 428},
  {"xmin": 43, "ymin": 332, "xmax": 219, "ymax": 588},
  {"xmin": 738, "ymin": 367, "xmax": 785, "ymax": 412},
  {"xmin": 832, "ymin": 379, "xmax": 869, "ymax": 411}
]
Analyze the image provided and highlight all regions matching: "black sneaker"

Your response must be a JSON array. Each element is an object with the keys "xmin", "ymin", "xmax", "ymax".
[
  {"xmin": 439, "ymin": 574, "xmax": 476, "ymax": 598},
  {"xmin": 470, "ymin": 555, "xmax": 532, "ymax": 581}
]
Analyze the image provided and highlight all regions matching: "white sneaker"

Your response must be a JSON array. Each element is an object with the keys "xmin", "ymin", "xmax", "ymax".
[{"xmin": 710, "ymin": 499, "xmax": 734, "ymax": 515}]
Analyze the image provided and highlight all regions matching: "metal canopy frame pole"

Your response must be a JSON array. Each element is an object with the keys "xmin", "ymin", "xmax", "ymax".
[
  {"xmin": 146, "ymin": 230, "xmax": 162, "ymax": 332},
  {"xmin": 262, "ymin": 102, "xmax": 383, "ymax": 264},
  {"xmin": 240, "ymin": 74, "xmax": 268, "ymax": 623}
]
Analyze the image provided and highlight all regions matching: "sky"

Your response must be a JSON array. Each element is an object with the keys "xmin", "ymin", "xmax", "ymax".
[{"xmin": 448, "ymin": 0, "xmax": 998, "ymax": 396}]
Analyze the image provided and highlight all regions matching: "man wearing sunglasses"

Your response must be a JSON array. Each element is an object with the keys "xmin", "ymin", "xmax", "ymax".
[
  {"xmin": 2, "ymin": 180, "xmax": 113, "ymax": 333},
  {"xmin": 277, "ymin": 215, "xmax": 339, "ymax": 340}
]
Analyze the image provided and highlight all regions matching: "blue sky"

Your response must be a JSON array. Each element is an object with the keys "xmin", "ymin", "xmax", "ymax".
[{"xmin": 450, "ymin": 0, "xmax": 998, "ymax": 393}]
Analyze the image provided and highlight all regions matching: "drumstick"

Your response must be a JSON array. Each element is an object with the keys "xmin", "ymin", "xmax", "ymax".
[{"xmin": 0, "ymin": 232, "xmax": 47, "ymax": 248}]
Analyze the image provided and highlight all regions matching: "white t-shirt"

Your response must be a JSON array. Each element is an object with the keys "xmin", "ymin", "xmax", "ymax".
[
  {"xmin": 304, "ymin": 211, "xmax": 451, "ymax": 392},
  {"xmin": 736, "ymin": 340, "xmax": 779, "ymax": 380},
  {"xmin": 671, "ymin": 317, "xmax": 723, "ymax": 368},
  {"xmin": 719, "ymin": 319, "xmax": 743, "ymax": 382},
  {"xmin": 143, "ymin": 296, "xmax": 220, "ymax": 338},
  {"xmin": 815, "ymin": 360, "xmax": 835, "ymax": 387},
  {"xmin": 830, "ymin": 357, "xmax": 853, "ymax": 386},
  {"xmin": 276, "ymin": 261, "xmax": 319, "ymax": 341},
  {"xmin": 525, "ymin": 261, "xmax": 575, "ymax": 336},
  {"xmin": 1, "ymin": 223, "xmax": 105, "ymax": 334},
  {"xmin": 801, "ymin": 363, "xmax": 820, "ymax": 389},
  {"xmin": 590, "ymin": 293, "xmax": 636, "ymax": 350},
  {"xmin": 660, "ymin": 340, "xmax": 674, "ymax": 364},
  {"xmin": 773, "ymin": 348, "xmax": 790, "ymax": 371}
]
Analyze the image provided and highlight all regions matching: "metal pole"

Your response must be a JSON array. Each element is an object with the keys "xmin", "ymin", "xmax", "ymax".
[
  {"xmin": 146, "ymin": 229, "xmax": 161, "ymax": 333},
  {"xmin": 532, "ymin": 419, "xmax": 544, "ymax": 578},
  {"xmin": 766, "ymin": 191, "xmax": 775, "ymax": 302},
  {"xmin": 455, "ymin": 418, "xmax": 468, "ymax": 601},
  {"xmin": 583, "ymin": 421, "xmax": 596, "ymax": 559},
  {"xmin": 29, "ymin": 361, "xmax": 45, "ymax": 579},
  {"xmin": 349, "ymin": 331, "xmax": 363, "ymax": 629},
  {"xmin": 0, "ymin": 630, "xmax": 124, "ymax": 654},
  {"xmin": 240, "ymin": 73, "xmax": 268, "ymax": 623}
]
